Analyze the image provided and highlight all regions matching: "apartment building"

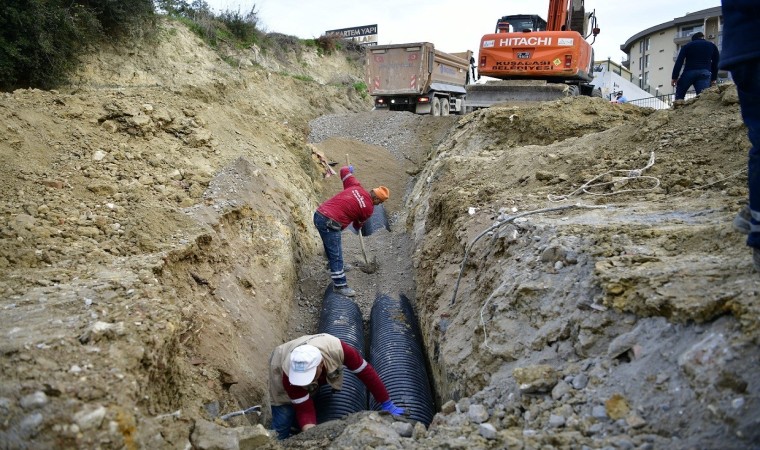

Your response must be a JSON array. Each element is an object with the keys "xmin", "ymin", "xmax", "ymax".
[{"xmin": 621, "ymin": 6, "xmax": 724, "ymax": 97}]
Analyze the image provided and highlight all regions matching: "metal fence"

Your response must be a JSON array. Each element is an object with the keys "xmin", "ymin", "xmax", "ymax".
[{"xmin": 626, "ymin": 91, "xmax": 697, "ymax": 109}]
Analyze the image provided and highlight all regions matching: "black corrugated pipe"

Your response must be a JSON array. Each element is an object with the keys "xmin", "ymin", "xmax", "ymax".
[
  {"xmin": 314, "ymin": 285, "xmax": 368, "ymax": 423},
  {"xmin": 368, "ymin": 294, "xmax": 436, "ymax": 425},
  {"xmin": 361, "ymin": 203, "xmax": 391, "ymax": 236}
]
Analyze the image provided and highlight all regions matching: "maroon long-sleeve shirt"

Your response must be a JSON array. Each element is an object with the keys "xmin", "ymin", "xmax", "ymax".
[
  {"xmin": 281, "ymin": 340, "xmax": 389, "ymax": 429},
  {"xmin": 316, "ymin": 166, "xmax": 374, "ymax": 230}
]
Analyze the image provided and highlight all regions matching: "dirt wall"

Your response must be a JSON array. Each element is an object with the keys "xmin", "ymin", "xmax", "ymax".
[
  {"xmin": 0, "ymin": 20, "xmax": 371, "ymax": 448},
  {"xmin": 407, "ymin": 91, "xmax": 760, "ymax": 447}
]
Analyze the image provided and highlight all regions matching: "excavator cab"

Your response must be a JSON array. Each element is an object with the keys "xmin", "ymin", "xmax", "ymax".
[{"xmin": 495, "ymin": 15, "xmax": 548, "ymax": 33}]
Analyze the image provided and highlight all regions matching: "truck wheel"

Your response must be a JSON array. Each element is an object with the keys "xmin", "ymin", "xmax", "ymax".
[
  {"xmin": 431, "ymin": 97, "xmax": 441, "ymax": 116},
  {"xmin": 440, "ymin": 98, "xmax": 450, "ymax": 116}
]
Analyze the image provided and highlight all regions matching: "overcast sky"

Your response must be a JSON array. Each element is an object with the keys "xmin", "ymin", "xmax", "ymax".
[{"xmin": 203, "ymin": 1, "xmax": 720, "ymax": 63}]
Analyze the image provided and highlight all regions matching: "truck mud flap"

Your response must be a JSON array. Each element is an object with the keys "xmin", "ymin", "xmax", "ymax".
[{"xmin": 415, "ymin": 103, "xmax": 432, "ymax": 115}]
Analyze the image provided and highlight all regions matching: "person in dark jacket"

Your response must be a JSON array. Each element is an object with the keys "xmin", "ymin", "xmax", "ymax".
[
  {"xmin": 671, "ymin": 32, "xmax": 720, "ymax": 100},
  {"xmin": 721, "ymin": 0, "xmax": 760, "ymax": 270},
  {"xmin": 268, "ymin": 333, "xmax": 404, "ymax": 439},
  {"xmin": 313, "ymin": 165, "xmax": 389, "ymax": 297}
]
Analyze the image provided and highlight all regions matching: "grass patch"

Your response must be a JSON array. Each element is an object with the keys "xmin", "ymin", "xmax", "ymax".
[
  {"xmin": 353, "ymin": 81, "xmax": 369, "ymax": 99},
  {"xmin": 292, "ymin": 74, "xmax": 315, "ymax": 83}
]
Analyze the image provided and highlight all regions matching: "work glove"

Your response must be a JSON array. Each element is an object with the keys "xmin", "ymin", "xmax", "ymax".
[
  {"xmin": 380, "ymin": 400, "xmax": 405, "ymax": 416},
  {"xmin": 348, "ymin": 165, "xmax": 355, "ymax": 174}
]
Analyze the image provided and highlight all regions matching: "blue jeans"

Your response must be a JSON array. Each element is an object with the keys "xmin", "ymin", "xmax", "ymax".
[
  {"xmin": 730, "ymin": 61, "xmax": 760, "ymax": 248},
  {"xmin": 675, "ymin": 69, "xmax": 712, "ymax": 99},
  {"xmin": 271, "ymin": 404, "xmax": 296, "ymax": 440},
  {"xmin": 313, "ymin": 211, "xmax": 348, "ymax": 287}
]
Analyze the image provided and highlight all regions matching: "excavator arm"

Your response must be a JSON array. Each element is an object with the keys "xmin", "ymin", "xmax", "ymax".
[
  {"xmin": 546, "ymin": 0, "xmax": 571, "ymax": 32},
  {"xmin": 548, "ymin": 0, "xmax": 589, "ymax": 34}
]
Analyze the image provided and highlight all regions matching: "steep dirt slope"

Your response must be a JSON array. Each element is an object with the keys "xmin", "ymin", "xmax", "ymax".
[
  {"xmin": 405, "ymin": 91, "xmax": 760, "ymax": 448},
  {"xmin": 0, "ymin": 21, "xmax": 371, "ymax": 449}
]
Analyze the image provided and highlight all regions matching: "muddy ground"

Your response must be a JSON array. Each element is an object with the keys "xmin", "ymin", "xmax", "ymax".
[{"xmin": 1, "ymin": 19, "xmax": 759, "ymax": 450}]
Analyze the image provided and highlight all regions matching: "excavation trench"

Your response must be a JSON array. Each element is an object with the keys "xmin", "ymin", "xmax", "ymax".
[
  {"xmin": 146, "ymin": 112, "xmax": 457, "ymax": 435},
  {"xmin": 154, "ymin": 101, "xmax": 760, "ymax": 448},
  {"xmin": 283, "ymin": 116, "xmax": 456, "ymax": 429}
]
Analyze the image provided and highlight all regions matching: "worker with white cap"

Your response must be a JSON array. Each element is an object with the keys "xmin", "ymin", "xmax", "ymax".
[{"xmin": 268, "ymin": 333, "xmax": 404, "ymax": 439}]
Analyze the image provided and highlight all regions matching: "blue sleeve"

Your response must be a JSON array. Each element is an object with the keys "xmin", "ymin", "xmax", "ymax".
[
  {"xmin": 672, "ymin": 49, "xmax": 685, "ymax": 79},
  {"xmin": 710, "ymin": 45, "xmax": 720, "ymax": 81}
]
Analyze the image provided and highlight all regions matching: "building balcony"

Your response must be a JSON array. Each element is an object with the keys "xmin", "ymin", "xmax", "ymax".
[{"xmin": 674, "ymin": 28, "xmax": 704, "ymax": 45}]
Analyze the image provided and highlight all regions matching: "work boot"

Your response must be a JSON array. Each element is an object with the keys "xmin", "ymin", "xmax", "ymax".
[
  {"xmin": 754, "ymin": 248, "xmax": 760, "ymax": 272},
  {"xmin": 334, "ymin": 286, "xmax": 356, "ymax": 297},
  {"xmin": 734, "ymin": 205, "xmax": 751, "ymax": 235}
]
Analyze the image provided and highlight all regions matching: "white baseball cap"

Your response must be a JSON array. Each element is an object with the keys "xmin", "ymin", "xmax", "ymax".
[{"xmin": 289, "ymin": 345, "xmax": 322, "ymax": 386}]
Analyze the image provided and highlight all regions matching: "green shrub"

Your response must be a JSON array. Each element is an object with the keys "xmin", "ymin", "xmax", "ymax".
[
  {"xmin": 0, "ymin": 0, "xmax": 156, "ymax": 91},
  {"xmin": 219, "ymin": 7, "xmax": 260, "ymax": 46},
  {"xmin": 159, "ymin": 1, "xmax": 261, "ymax": 49},
  {"xmin": 315, "ymin": 34, "xmax": 342, "ymax": 55},
  {"xmin": 88, "ymin": 0, "xmax": 157, "ymax": 38}
]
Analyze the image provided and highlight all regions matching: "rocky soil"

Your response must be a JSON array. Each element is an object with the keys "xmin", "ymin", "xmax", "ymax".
[{"xmin": 1, "ymin": 18, "xmax": 759, "ymax": 450}]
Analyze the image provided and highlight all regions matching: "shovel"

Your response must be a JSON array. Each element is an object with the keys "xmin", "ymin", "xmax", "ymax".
[
  {"xmin": 357, "ymin": 228, "xmax": 378, "ymax": 274},
  {"xmin": 346, "ymin": 155, "xmax": 378, "ymax": 274}
]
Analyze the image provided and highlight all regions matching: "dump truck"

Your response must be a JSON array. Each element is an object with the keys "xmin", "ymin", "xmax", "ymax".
[
  {"xmin": 366, "ymin": 42, "xmax": 472, "ymax": 116},
  {"xmin": 467, "ymin": 0, "xmax": 603, "ymax": 110}
]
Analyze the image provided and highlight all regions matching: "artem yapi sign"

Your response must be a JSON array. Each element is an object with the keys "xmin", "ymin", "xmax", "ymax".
[{"xmin": 325, "ymin": 24, "xmax": 378, "ymax": 46}]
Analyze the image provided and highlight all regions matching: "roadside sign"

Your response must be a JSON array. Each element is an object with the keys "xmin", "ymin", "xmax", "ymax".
[{"xmin": 325, "ymin": 24, "xmax": 378, "ymax": 46}]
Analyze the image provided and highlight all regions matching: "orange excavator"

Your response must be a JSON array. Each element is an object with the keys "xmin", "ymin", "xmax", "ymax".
[{"xmin": 466, "ymin": 0, "xmax": 602, "ymax": 108}]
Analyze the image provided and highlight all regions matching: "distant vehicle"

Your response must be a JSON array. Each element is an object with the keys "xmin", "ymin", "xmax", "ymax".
[
  {"xmin": 467, "ymin": 0, "xmax": 603, "ymax": 110},
  {"xmin": 366, "ymin": 42, "xmax": 472, "ymax": 115}
]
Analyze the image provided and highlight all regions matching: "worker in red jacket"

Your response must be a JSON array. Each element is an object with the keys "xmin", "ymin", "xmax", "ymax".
[
  {"xmin": 313, "ymin": 165, "xmax": 389, "ymax": 297},
  {"xmin": 268, "ymin": 333, "xmax": 404, "ymax": 439}
]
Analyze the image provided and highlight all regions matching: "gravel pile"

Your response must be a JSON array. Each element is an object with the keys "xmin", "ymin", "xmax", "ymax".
[{"xmin": 308, "ymin": 111, "xmax": 433, "ymax": 164}]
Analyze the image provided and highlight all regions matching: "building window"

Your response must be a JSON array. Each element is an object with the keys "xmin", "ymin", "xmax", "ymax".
[
  {"xmin": 645, "ymin": 55, "xmax": 650, "ymax": 68},
  {"xmin": 679, "ymin": 24, "xmax": 703, "ymax": 39},
  {"xmin": 645, "ymin": 37, "xmax": 650, "ymax": 51}
]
